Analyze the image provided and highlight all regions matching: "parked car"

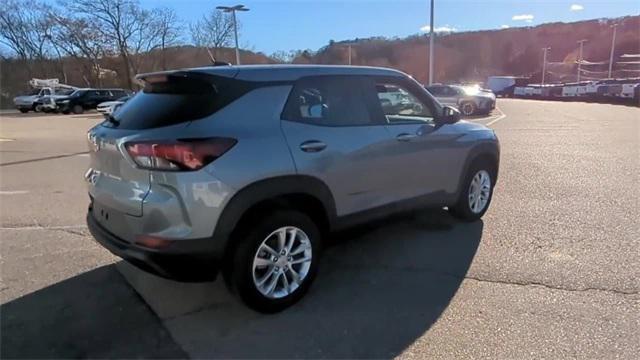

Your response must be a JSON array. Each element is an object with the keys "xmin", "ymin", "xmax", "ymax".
[
  {"xmin": 425, "ymin": 84, "xmax": 496, "ymax": 116},
  {"xmin": 56, "ymin": 88, "xmax": 130, "ymax": 114},
  {"xmin": 13, "ymin": 88, "xmax": 55, "ymax": 113},
  {"xmin": 97, "ymin": 95, "xmax": 133, "ymax": 117},
  {"xmin": 86, "ymin": 65, "xmax": 500, "ymax": 312},
  {"xmin": 34, "ymin": 89, "xmax": 76, "ymax": 113}
]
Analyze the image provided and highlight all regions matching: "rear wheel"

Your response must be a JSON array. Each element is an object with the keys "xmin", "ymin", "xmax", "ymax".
[
  {"xmin": 72, "ymin": 105, "xmax": 84, "ymax": 114},
  {"xmin": 19, "ymin": 109, "xmax": 28, "ymax": 113},
  {"xmin": 450, "ymin": 160, "xmax": 496, "ymax": 221},
  {"xmin": 225, "ymin": 210, "xmax": 321, "ymax": 313},
  {"xmin": 460, "ymin": 102, "xmax": 476, "ymax": 116}
]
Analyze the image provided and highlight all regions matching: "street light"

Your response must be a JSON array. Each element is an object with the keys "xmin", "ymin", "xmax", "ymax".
[
  {"xmin": 576, "ymin": 39, "xmax": 588, "ymax": 82},
  {"xmin": 541, "ymin": 47, "xmax": 550, "ymax": 85},
  {"xmin": 428, "ymin": 0, "xmax": 435, "ymax": 85},
  {"xmin": 608, "ymin": 24, "xmax": 618, "ymax": 79},
  {"xmin": 216, "ymin": 4, "xmax": 250, "ymax": 65}
]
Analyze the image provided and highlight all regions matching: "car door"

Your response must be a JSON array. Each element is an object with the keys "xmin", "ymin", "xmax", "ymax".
[
  {"xmin": 439, "ymin": 86, "xmax": 461, "ymax": 107},
  {"xmin": 364, "ymin": 76, "xmax": 460, "ymax": 202},
  {"xmin": 280, "ymin": 76, "xmax": 397, "ymax": 216}
]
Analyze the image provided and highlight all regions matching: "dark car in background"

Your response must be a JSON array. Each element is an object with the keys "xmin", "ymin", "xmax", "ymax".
[
  {"xmin": 426, "ymin": 84, "xmax": 496, "ymax": 116},
  {"xmin": 56, "ymin": 88, "xmax": 131, "ymax": 114}
]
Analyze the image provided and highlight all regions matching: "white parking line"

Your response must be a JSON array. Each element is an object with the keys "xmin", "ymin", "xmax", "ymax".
[
  {"xmin": 0, "ymin": 190, "xmax": 29, "ymax": 195},
  {"xmin": 486, "ymin": 106, "xmax": 507, "ymax": 127},
  {"xmin": 0, "ymin": 225, "xmax": 87, "ymax": 230}
]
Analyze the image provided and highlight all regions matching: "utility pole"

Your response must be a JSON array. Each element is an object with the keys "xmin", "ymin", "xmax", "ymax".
[
  {"xmin": 608, "ymin": 24, "xmax": 618, "ymax": 79},
  {"xmin": 541, "ymin": 47, "xmax": 550, "ymax": 85},
  {"xmin": 216, "ymin": 5, "xmax": 250, "ymax": 65},
  {"xmin": 348, "ymin": 44, "xmax": 352, "ymax": 65},
  {"xmin": 577, "ymin": 39, "xmax": 587, "ymax": 82},
  {"xmin": 428, "ymin": 0, "xmax": 435, "ymax": 85}
]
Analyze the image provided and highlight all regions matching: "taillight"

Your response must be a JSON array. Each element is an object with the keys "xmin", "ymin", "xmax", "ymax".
[{"xmin": 124, "ymin": 138, "xmax": 236, "ymax": 171}]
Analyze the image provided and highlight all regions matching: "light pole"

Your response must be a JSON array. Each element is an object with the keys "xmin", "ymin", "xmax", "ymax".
[
  {"xmin": 428, "ymin": 0, "xmax": 435, "ymax": 85},
  {"xmin": 541, "ymin": 47, "xmax": 550, "ymax": 85},
  {"xmin": 576, "ymin": 39, "xmax": 587, "ymax": 82},
  {"xmin": 216, "ymin": 4, "xmax": 249, "ymax": 65},
  {"xmin": 608, "ymin": 24, "xmax": 618, "ymax": 78}
]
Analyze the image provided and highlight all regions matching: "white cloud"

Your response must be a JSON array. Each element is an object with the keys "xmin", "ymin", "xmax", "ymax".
[
  {"xmin": 570, "ymin": 4, "xmax": 584, "ymax": 11},
  {"xmin": 501, "ymin": 25, "xmax": 510, "ymax": 29},
  {"xmin": 512, "ymin": 14, "xmax": 534, "ymax": 23},
  {"xmin": 420, "ymin": 24, "xmax": 457, "ymax": 33}
]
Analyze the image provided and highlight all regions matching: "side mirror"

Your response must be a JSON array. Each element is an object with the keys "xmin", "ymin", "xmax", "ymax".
[{"xmin": 441, "ymin": 105, "xmax": 461, "ymax": 124}]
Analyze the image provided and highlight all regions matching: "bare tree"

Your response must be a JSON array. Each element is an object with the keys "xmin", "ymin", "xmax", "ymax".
[
  {"xmin": 190, "ymin": 10, "xmax": 235, "ymax": 58},
  {"xmin": 65, "ymin": 0, "xmax": 142, "ymax": 88},
  {"xmin": 154, "ymin": 8, "xmax": 181, "ymax": 70},
  {"xmin": 0, "ymin": 0, "xmax": 54, "ymax": 76},
  {"xmin": 127, "ymin": 7, "xmax": 181, "ymax": 73},
  {"xmin": 49, "ymin": 14, "xmax": 107, "ymax": 86}
]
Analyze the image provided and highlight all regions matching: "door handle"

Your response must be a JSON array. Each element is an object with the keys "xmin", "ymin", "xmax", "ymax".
[
  {"xmin": 300, "ymin": 140, "xmax": 327, "ymax": 153},
  {"xmin": 396, "ymin": 133, "xmax": 417, "ymax": 142}
]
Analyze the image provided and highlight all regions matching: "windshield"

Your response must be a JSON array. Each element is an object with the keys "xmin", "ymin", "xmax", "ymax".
[{"xmin": 456, "ymin": 86, "xmax": 481, "ymax": 96}]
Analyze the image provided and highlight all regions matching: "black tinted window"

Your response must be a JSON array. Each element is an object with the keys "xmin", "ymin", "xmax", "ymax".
[
  {"xmin": 111, "ymin": 74, "xmax": 251, "ymax": 130},
  {"xmin": 283, "ymin": 76, "xmax": 372, "ymax": 126}
]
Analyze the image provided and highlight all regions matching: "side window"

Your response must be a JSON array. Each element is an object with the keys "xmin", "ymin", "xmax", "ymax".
[
  {"xmin": 42, "ymin": 89, "xmax": 51, "ymax": 96},
  {"xmin": 283, "ymin": 76, "xmax": 372, "ymax": 126},
  {"xmin": 374, "ymin": 81, "xmax": 434, "ymax": 124}
]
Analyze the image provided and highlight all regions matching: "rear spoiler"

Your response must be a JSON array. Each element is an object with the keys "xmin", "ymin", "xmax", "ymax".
[{"xmin": 136, "ymin": 67, "xmax": 239, "ymax": 86}]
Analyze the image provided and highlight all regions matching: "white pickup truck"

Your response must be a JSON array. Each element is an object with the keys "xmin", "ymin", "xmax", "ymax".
[{"xmin": 13, "ymin": 79, "xmax": 76, "ymax": 113}]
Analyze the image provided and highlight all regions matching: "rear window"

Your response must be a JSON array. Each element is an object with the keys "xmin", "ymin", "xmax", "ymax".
[{"xmin": 109, "ymin": 74, "xmax": 251, "ymax": 130}]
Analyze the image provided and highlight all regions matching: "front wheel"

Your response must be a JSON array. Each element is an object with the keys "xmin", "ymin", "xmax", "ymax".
[
  {"xmin": 72, "ymin": 105, "xmax": 84, "ymax": 114},
  {"xmin": 225, "ymin": 210, "xmax": 322, "ymax": 313},
  {"xmin": 460, "ymin": 102, "xmax": 477, "ymax": 116},
  {"xmin": 19, "ymin": 109, "xmax": 28, "ymax": 113},
  {"xmin": 450, "ymin": 160, "xmax": 496, "ymax": 221}
]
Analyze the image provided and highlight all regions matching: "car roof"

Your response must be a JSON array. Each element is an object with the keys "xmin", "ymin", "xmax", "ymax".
[{"xmin": 138, "ymin": 64, "xmax": 407, "ymax": 82}]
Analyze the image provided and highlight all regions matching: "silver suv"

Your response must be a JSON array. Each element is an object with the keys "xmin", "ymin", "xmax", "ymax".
[
  {"xmin": 86, "ymin": 65, "xmax": 500, "ymax": 312},
  {"xmin": 426, "ymin": 84, "xmax": 496, "ymax": 116}
]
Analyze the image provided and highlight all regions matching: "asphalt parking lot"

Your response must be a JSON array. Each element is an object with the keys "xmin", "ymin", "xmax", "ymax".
[{"xmin": 1, "ymin": 99, "xmax": 638, "ymax": 359}]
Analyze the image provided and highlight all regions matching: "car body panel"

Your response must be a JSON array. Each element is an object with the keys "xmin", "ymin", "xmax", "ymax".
[{"xmin": 85, "ymin": 65, "xmax": 500, "ymax": 281}]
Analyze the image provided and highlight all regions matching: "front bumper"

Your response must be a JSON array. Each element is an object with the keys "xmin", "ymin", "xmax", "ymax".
[{"xmin": 86, "ymin": 205, "xmax": 220, "ymax": 282}]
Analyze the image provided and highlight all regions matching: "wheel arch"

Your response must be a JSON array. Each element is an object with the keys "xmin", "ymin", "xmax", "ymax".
[
  {"xmin": 211, "ymin": 175, "xmax": 336, "ymax": 260},
  {"xmin": 456, "ymin": 142, "xmax": 500, "ymax": 198}
]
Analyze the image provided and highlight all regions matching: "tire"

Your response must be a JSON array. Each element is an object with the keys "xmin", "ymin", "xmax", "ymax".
[
  {"xmin": 460, "ymin": 102, "xmax": 477, "ymax": 116},
  {"xmin": 62, "ymin": 110, "xmax": 70, "ymax": 114},
  {"xmin": 224, "ymin": 210, "xmax": 322, "ymax": 313},
  {"xmin": 450, "ymin": 159, "xmax": 497, "ymax": 221},
  {"xmin": 72, "ymin": 105, "xmax": 84, "ymax": 114},
  {"xmin": 19, "ymin": 109, "xmax": 28, "ymax": 113}
]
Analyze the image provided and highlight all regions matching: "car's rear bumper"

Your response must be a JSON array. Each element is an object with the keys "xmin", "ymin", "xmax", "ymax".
[{"xmin": 86, "ymin": 206, "xmax": 220, "ymax": 282}]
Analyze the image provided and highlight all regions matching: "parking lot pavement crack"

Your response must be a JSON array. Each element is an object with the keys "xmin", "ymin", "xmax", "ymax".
[
  {"xmin": 325, "ymin": 261, "xmax": 639, "ymax": 297},
  {"xmin": 0, "ymin": 151, "xmax": 89, "ymax": 167},
  {"xmin": 462, "ymin": 275, "xmax": 639, "ymax": 297}
]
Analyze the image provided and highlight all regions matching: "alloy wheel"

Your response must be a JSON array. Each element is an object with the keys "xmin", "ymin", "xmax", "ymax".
[
  {"xmin": 252, "ymin": 226, "xmax": 313, "ymax": 299},
  {"xmin": 468, "ymin": 170, "xmax": 491, "ymax": 213}
]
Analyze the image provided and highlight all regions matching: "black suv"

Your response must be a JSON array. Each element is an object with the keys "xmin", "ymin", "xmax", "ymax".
[{"xmin": 57, "ymin": 89, "xmax": 130, "ymax": 114}]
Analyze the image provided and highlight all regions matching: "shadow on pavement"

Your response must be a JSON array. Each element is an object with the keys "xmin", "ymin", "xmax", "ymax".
[
  {"xmin": 124, "ymin": 208, "xmax": 484, "ymax": 359},
  {"xmin": 0, "ymin": 265, "xmax": 187, "ymax": 359}
]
